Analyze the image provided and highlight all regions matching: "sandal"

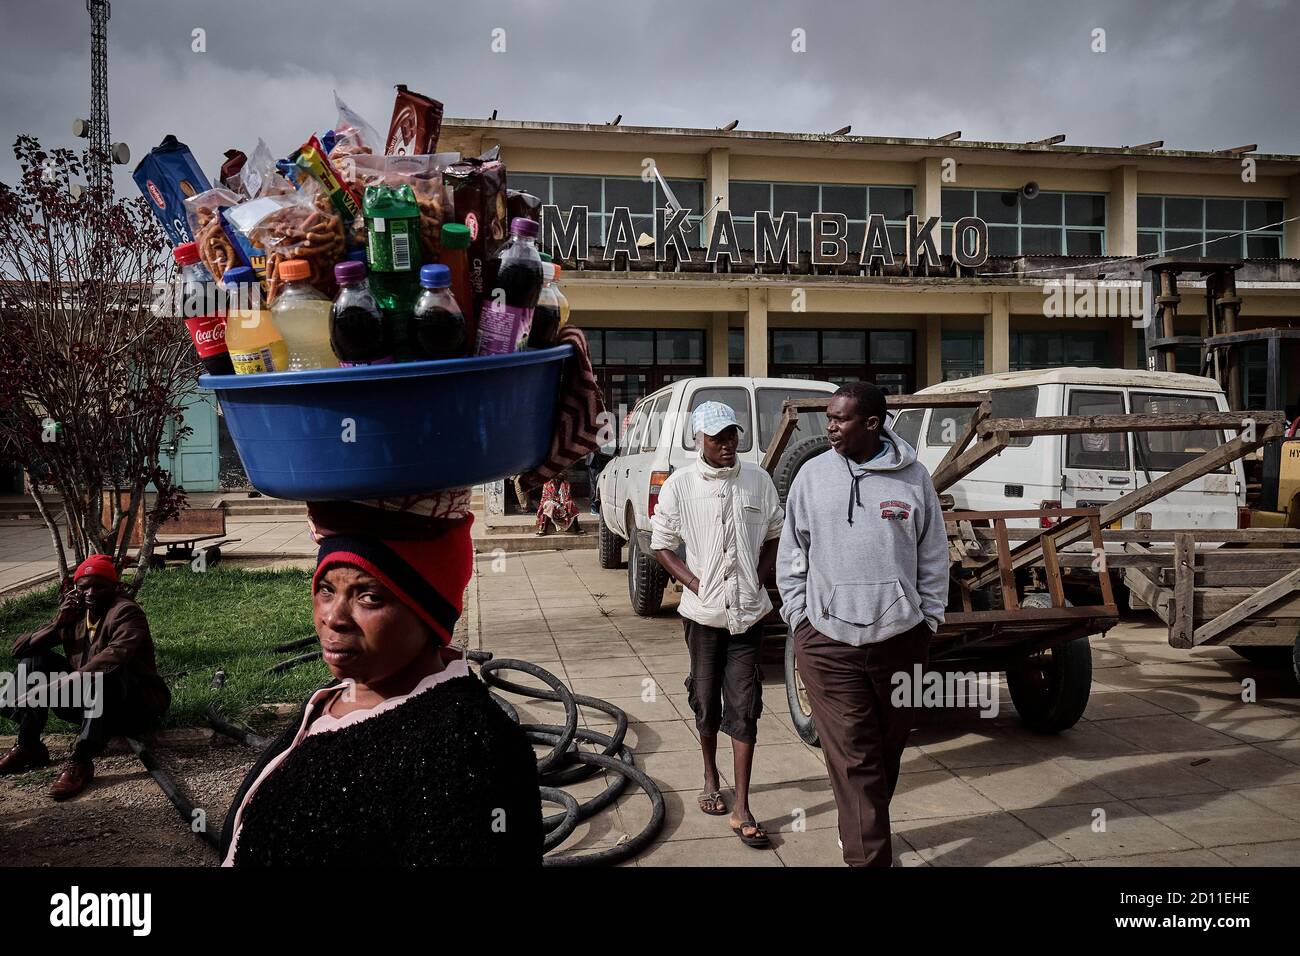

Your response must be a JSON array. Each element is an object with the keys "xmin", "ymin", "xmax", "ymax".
[
  {"xmin": 731, "ymin": 817, "xmax": 770, "ymax": 848},
  {"xmin": 697, "ymin": 790, "xmax": 727, "ymax": 815}
]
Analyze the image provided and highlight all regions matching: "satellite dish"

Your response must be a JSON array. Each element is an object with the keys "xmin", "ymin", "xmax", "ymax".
[
  {"xmin": 1021, "ymin": 181, "xmax": 1040, "ymax": 200},
  {"xmin": 110, "ymin": 142, "xmax": 131, "ymax": 165},
  {"xmin": 72, "ymin": 118, "xmax": 91, "ymax": 138},
  {"xmin": 69, "ymin": 183, "xmax": 86, "ymax": 200}
]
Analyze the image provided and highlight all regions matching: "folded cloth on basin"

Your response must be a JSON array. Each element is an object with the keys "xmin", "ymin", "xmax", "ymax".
[{"xmin": 516, "ymin": 326, "xmax": 606, "ymax": 493}]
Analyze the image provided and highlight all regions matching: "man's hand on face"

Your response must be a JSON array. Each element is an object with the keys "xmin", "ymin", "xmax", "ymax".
[{"xmin": 55, "ymin": 588, "xmax": 84, "ymax": 626}]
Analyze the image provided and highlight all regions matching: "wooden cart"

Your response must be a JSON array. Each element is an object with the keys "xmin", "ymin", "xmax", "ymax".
[{"xmin": 763, "ymin": 395, "xmax": 1288, "ymax": 743}]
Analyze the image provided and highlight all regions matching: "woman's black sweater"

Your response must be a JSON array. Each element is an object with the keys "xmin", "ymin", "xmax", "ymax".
[{"xmin": 218, "ymin": 673, "xmax": 543, "ymax": 867}]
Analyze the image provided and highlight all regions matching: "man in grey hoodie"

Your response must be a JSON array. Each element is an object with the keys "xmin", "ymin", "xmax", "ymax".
[{"xmin": 777, "ymin": 381, "xmax": 949, "ymax": 866}]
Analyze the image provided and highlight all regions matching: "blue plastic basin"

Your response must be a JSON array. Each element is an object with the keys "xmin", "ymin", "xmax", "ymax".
[{"xmin": 199, "ymin": 345, "xmax": 571, "ymax": 500}]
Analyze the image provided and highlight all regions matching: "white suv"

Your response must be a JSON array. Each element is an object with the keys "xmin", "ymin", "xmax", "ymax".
[{"xmin": 596, "ymin": 376, "xmax": 838, "ymax": 615}]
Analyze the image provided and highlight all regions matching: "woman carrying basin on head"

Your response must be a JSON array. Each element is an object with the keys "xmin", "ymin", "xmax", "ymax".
[{"xmin": 219, "ymin": 494, "xmax": 542, "ymax": 867}]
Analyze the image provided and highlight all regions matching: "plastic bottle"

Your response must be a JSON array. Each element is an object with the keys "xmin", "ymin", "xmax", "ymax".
[
  {"xmin": 552, "ymin": 263, "xmax": 571, "ymax": 331},
  {"xmin": 528, "ymin": 262, "xmax": 563, "ymax": 349},
  {"xmin": 173, "ymin": 242, "xmax": 233, "ymax": 376},
  {"xmin": 439, "ymin": 223, "xmax": 475, "ymax": 346},
  {"xmin": 222, "ymin": 266, "xmax": 288, "ymax": 374},
  {"xmin": 411, "ymin": 265, "xmax": 467, "ymax": 360},
  {"xmin": 330, "ymin": 260, "xmax": 392, "ymax": 367},
  {"xmin": 476, "ymin": 217, "xmax": 543, "ymax": 355},
  {"xmin": 363, "ymin": 183, "xmax": 420, "ymax": 362},
  {"xmin": 272, "ymin": 259, "xmax": 339, "ymax": 371}
]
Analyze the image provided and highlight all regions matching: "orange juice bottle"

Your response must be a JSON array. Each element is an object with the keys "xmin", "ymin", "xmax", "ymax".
[{"xmin": 222, "ymin": 266, "xmax": 288, "ymax": 374}]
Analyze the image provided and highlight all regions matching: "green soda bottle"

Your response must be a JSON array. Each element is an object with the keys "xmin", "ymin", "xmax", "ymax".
[{"xmin": 363, "ymin": 183, "xmax": 421, "ymax": 362}]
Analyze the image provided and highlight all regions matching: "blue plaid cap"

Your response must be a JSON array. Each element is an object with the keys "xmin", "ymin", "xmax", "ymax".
[{"xmin": 691, "ymin": 401, "xmax": 744, "ymax": 437}]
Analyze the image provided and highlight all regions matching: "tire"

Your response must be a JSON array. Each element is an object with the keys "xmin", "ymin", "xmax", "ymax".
[
  {"xmin": 773, "ymin": 434, "xmax": 831, "ymax": 504},
  {"xmin": 1230, "ymin": 645, "xmax": 1293, "ymax": 668},
  {"xmin": 784, "ymin": 628, "xmax": 820, "ymax": 747},
  {"xmin": 597, "ymin": 514, "xmax": 623, "ymax": 569},
  {"xmin": 627, "ymin": 531, "xmax": 666, "ymax": 617},
  {"xmin": 1005, "ymin": 591, "xmax": 1093, "ymax": 733}
]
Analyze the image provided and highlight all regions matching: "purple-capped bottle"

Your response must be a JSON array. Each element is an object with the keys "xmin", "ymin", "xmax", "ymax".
[
  {"xmin": 475, "ymin": 217, "xmax": 543, "ymax": 355},
  {"xmin": 330, "ymin": 260, "xmax": 393, "ymax": 367}
]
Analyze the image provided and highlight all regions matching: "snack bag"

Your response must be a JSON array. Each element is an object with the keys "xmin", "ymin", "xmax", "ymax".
[
  {"xmin": 386, "ymin": 85, "xmax": 444, "ymax": 156},
  {"xmin": 132, "ymin": 135, "xmax": 212, "ymax": 245},
  {"xmin": 444, "ymin": 149, "xmax": 508, "ymax": 313},
  {"xmin": 228, "ymin": 180, "xmax": 345, "ymax": 302},
  {"xmin": 294, "ymin": 135, "xmax": 362, "ymax": 223},
  {"xmin": 331, "ymin": 91, "xmax": 381, "ymax": 160},
  {"xmin": 219, "ymin": 149, "xmax": 248, "ymax": 196},
  {"xmin": 507, "ymin": 189, "xmax": 543, "ymax": 225},
  {"xmin": 350, "ymin": 153, "xmax": 456, "ymax": 263},
  {"xmin": 184, "ymin": 187, "xmax": 263, "ymax": 281}
]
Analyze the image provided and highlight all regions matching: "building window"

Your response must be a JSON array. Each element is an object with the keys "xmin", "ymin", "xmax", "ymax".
[
  {"xmin": 583, "ymin": 328, "xmax": 707, "ymax": 413},
  {"xmin": 729, "ymin": 182, "xmax": 914, "ymax": 254},
  {"xmin": 728, "ymin": 328, "xmax": 744, "ymax": 376},
  {"xmin": 511, "ymin": 173, "xmax": 706, "ymax": 247},
  {"xmin": 941, "ymin": 189, "xmax": 1106, "ymax": 256},
  {"xmin": 1137, "ymin": 196, "xmax": 1285, "ymax": 258},
  {"xmin": 1010, "ymin": 331, "xmax": 1109, "ymax": 370},
  {"xmin": 941, "ymin": 331, "xmax": 985, "ymax": 380},
  {"xmin": 768, "ymin": 329, "xmax": 915, "ymax": 392}
]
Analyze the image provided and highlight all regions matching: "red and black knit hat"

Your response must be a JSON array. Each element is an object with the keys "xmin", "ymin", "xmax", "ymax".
[{"xmin": 309, "ymin": 502, "xmax": 474, "ymax": 647}]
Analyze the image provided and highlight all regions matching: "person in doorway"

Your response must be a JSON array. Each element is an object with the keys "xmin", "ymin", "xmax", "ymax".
[
  {"xmin": 0, "ymin": 554, "xmax": 170, "ymax": 800},
  {"xmin": 777, "ymin": 381, "xmax": 949, "ymax": 866},
  {"xmin": 651, "ymin": 402, "xmax": 783, "ymax": 849}
]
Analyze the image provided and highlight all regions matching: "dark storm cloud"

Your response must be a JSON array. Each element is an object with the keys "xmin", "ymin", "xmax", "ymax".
[{"xmin": 0, "ymin": 0, "xmax": 1296, "ymax": 193}]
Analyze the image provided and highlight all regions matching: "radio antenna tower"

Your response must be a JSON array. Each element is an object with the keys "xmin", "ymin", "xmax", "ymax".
[{"xmin": 73, "ymin": 0, "xmax": 128, "ymax": 201}]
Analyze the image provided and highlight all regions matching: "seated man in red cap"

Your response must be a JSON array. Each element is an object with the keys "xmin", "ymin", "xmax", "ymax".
[{"xmin": 0, "ymin": 554, "xmax": 170, "ymax": 800}]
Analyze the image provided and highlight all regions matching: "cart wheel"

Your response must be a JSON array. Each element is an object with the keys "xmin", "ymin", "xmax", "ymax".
[
  {"xmin": 627, "ymin": 529, "xmax": 666, "ymax": 617},
  {"xmin": 1006, "ymin": 636, "xmax": 1093, "ymax": 734},
  {"xmin": 784, "ymin": 627, "xmax": 820, "ymax": 747},
  {"xmin": 202, "ymin": 546, "xmax": 222, "ymax": 568},
  {"xmin": 1229, "ymin": 646, "xmax": 1292, "ymax": 668},
  {"xmin": 597, "ymin": 513, "xmax": 624, "ymax": 570}
]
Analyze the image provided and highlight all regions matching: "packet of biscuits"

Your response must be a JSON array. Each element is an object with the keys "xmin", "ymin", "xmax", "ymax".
[
  {"xmin": 349, "ymin": 153, "xmax": 457, "ymax": 263},
  {"xmin": 385, "ymin": 85, "xmax": 444, "ymax": 156},
  {"xmin": 227, "ymin": 178, "xmax": 346, "ymax": 303},
  {"xmin": 444, "ymin": 147, "xmax": 508, "ymax": 313}
]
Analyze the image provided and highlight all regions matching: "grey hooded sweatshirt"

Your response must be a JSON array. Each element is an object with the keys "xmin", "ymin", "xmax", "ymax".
[{"xmin": 777, "ymin": 424, "xmax": 948, "ymax": 646}]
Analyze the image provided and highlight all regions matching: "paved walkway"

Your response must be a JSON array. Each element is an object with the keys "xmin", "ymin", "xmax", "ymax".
[{"xmin": 470, "ymin": 549, "xmax": 1300, "ymax": 867}]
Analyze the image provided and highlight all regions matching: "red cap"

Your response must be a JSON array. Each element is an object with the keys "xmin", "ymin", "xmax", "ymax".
[
  {"xmin": 74, "ymin": 554, "xmax": 118, "ymax": 583},
  {"xmin": 173, "ymin": 242, "xmax": 200, "ymax": 266}
]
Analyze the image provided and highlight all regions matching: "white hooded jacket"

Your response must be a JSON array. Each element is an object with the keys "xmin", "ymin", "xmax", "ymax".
[{"xmin": 650, "ymin": 449, "xmax": 784, "ymax": 634}]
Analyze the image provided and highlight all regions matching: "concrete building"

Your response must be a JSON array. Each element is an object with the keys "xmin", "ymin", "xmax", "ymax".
[{"xmin": 441, "ymin": 119, "xmax": 1300, "ymax": 419}]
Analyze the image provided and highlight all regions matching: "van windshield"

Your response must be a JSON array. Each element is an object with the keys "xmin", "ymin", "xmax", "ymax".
[
  {"xmin": 757, "ymin": 387, "xmax": 832, "ymax": 451},
  {"xmin": 1131, "ymin": 392, "xmax": 1228, "ymax": 472}
]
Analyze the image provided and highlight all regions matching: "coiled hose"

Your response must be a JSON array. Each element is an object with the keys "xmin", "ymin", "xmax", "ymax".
[{"xmin": 183, "ymin": 647, "xmax": 664, "ymax": 866}]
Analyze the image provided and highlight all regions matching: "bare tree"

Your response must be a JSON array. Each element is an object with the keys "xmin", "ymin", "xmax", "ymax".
[{"xmin": 0, "ymin": 135, "xmax": 197, "ymax": 594}]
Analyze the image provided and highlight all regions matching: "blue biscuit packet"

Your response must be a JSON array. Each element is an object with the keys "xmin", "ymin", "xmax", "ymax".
[{"xmin": 133, "ymin": 134, "xmax": 212, "ymax": 245}]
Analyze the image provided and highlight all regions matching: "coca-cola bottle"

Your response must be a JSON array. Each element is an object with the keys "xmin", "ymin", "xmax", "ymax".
[
  {"xmin": 475, "ymin": 218, "xmax": 543, "ymax": 355},
  {"xmin": 174, "ymin": 242, "xmax": 234, "ymax": 376}
]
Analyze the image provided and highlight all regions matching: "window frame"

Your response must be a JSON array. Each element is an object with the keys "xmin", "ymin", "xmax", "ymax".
[
  {"xmin": 517, "ymin": 173, "xmax": 708, "ymax": 247},
  {"xmin": 727, "ymin": 180, "xmax": 915, "ymax": 254},
  {"xmin": 941, "ymin": 188, "xmax": 1107, "ymax": 256},
  {"xmin": 1136, "ymin": 195, "xmax": 1286, "ymax": 259}
]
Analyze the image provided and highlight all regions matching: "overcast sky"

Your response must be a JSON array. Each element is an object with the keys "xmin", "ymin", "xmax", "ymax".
[{"xmin": 1, "ymin": 0, "xmax": 1297, "ymax": 194}]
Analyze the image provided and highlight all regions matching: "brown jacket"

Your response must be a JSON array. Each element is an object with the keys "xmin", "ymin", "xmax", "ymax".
[{"xmin": 11, "ymin": 593, "xmax": 170, "ymax": 716}]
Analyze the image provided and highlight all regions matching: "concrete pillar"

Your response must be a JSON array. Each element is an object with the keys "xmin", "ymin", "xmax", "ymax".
[
  {"xmin": 1288, "ymin": 174, "xmax": 1300, "ymax": 258},
  {"xmin": 745, "ymin": 288, "xmax": 768, "ymax": 377},
  {"xmin": 914, "ymin": 157, "xmax": 944, "ymax": 222},
  {"xmin": 710, "ymin": 311, "xmax": 730, "ymax": 376},
  {"xmin": 984, "ymin": 293, "xmax": 1010, "ymax": 373},
  {"xmin": 706, "ymin": 148, "xmax": 730, "ymax": 236},
  {"xmin": 1107, "ymin": 165, "xmax": 1138, "ymax": 257},
  {"xmin": 924, "ymin": 315, "xmax": 943, "ymax": 386}
]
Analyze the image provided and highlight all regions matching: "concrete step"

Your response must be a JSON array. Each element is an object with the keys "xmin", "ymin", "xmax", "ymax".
[{"xmin": 472, "ymin": 531, "xmax": 596, "ymax": 553}]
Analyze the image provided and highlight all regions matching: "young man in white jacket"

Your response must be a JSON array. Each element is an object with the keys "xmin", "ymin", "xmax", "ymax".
[
  {"xmin": 777, "ymin": 381, "xmax": 949, "ymax": 867},
  {"xmin": 651, "ymin": 402, "xmax": 783, "ymax": 849}
]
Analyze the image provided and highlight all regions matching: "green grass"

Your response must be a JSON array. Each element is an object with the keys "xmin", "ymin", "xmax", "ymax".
[{"xmin": 0, "ymin": 566, "xmax": 330, "ymax": 730}]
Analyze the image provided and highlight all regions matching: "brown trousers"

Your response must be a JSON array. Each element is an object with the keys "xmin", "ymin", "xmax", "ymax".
[{"xmin": 794, "ymin": 620, "xmax": 931, "ymax": 867}]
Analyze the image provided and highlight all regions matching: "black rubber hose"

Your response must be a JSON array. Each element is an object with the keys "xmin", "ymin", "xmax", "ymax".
[
  {"xmin": 125, "ymin": 737, "xmax": 219, "ymax": 850},
  {"xmin": 205, "ymin": 705, "xmax": 269, "ymax": 749},
  {"xmin": 478, "ymin": 658, "xmax": 578, "ymax": 776},
  {"xmin": 541, "ymin": 749, "xmax": 665, "ymax": 868},
  {"xmin": 267, "ymin": 650, "xmax": 321, "ymax": 674},
  {"xmin": 272, "ymin": 635, "xmax": 319, "ymax": 654},
  {"xmin": 539, "ymin": 786, "xmax": 580, "ymax": 851}
]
